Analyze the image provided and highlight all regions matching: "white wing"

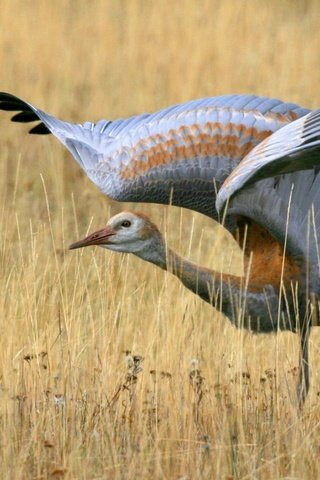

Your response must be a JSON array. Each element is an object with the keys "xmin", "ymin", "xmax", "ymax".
[{"xmin": 0, "ymin": 92, "xmax": 308, "ymax": 221}]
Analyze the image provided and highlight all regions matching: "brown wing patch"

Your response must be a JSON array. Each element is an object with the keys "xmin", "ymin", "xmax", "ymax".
[
  {"xmin": 117, "ymin": 104, "xmax": 300, "ymax": 181},
  {"xmin": 119, "ymin": 122, "xmax": 272, "ymax": 180}
]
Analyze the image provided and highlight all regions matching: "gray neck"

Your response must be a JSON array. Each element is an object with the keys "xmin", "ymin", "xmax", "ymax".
[
  {"xmin": 135, "ymin": 238, "xmax": 242, "ymax": 309},
  {"xmin": 165, "ymin": 247, "xmax": 240, "ymax": 307},
  {"xmin": 134, "ymin": 240, "xmax": 283, "ymax": 332}
]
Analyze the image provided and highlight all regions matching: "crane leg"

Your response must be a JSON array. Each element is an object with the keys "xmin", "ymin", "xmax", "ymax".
[{"xmin": 296, "ymin": 325, "xmax": 310, "ymax": 408}]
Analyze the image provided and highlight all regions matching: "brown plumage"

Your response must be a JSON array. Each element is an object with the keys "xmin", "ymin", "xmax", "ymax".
[{"xmin": 234, "ymin": 220, "xmax": 302, "ymax": 293}]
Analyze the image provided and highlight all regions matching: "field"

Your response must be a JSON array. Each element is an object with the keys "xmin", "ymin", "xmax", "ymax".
[{"xmin": 1, "ymin": 1, "xmax": 320, "ymax": 478}]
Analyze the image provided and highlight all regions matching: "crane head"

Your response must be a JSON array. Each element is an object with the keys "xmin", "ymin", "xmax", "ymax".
[{"xmin": 69, "ymin": 211, "xmax": 165, "ymax": 264}]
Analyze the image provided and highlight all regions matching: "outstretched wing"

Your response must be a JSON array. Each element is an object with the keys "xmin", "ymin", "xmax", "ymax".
[
  {"xmin": 216, "ymin": 108, "xmax": 320, "ymax": 209},
  {"xmin": 0, "ymin": 92, "xmax": 309, "ymax": 221}
]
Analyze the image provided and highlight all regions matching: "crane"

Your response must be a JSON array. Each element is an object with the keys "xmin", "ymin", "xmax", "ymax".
[{"xmin": 1, "ymin": 92, "xmax": 320, "ymax": 406}]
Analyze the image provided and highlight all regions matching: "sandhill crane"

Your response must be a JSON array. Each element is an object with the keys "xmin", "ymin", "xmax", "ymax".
[{"xmin": 1, "ymin": 92, "xmax": 320, "ymax": 406}]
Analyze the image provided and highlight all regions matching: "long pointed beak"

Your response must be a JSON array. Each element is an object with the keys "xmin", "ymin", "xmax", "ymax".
[{"xmin": 69, "ymin": 225, "xmax": 116, "ymax": 250}]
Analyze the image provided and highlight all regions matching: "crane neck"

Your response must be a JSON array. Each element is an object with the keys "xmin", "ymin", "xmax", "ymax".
[
  {"xmin": 157, "ymin": 244, "xmax": 243, "ymax": 307},
  {"xmin": 134, "ymin": 231, "xmax": 306, "ymax": 333},
  {"xmin": 134, "ymin": 235, "xmax": 239, "ymax": 304},
  {"xmin": 134, "ymin": 235, "xmax": 295, "ymax": 332}
]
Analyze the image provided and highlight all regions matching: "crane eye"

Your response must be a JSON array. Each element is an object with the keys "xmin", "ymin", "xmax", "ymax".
[{"xmin": 121, "ymin": 220, "xmax": 131, "ymax": 228}]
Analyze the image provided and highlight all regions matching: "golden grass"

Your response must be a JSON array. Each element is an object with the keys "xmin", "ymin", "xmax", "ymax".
[{"xmin": 1, "ymin": 0, "xmax": 320, "ymax": 478}]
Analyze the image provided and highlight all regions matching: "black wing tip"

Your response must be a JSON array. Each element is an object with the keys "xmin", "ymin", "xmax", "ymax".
[
  {"xmin": 0, "ymin": 92, "xmax": 51, "ymax": 135},
  {"xmin": 11, "ymin": 111, "xmax": 39, "ymax": 123},
  {"xmin": 0, "ymin": 92, "xmax": 29, "ymax": 109},
  {"xmin": 0, "ymin": 91, "xmax": 32, "ymax": 116},
  {"xmin": 0, "ymin": 92, "xmax": 21, "ymax": 101},
  {"xmin": 29, "ymin": 124, "xmax": 51, "ymax": 135}
]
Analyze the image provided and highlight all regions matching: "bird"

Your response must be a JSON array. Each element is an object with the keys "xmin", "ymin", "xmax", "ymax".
[{"xmin": 1, "ymin": 91, "xmax": 320, "ymax": 406}]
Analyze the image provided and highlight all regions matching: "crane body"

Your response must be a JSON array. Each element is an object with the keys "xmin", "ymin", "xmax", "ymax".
[{"xmin": 1, "ymin": 92, "xmax": 320, "ymax": 405}]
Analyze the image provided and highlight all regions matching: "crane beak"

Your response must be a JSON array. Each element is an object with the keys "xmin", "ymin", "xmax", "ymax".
[{"xmin": 69, "ymin": 225, "xmax": 116, "ymax": 250}]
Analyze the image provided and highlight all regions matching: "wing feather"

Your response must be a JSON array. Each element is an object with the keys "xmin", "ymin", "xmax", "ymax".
[
  {"xmin": 0, "ymin": 92, "xmax": 309, "ymax": 220},
  {"xmin": 217, "ymin": 108, "xmax": 320, "ymax": 210}
]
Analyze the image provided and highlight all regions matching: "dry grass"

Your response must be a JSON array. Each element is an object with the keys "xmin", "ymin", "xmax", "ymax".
[{"xmin": 0, "ymin": 0, "xmax": 320, "ymax": 478}]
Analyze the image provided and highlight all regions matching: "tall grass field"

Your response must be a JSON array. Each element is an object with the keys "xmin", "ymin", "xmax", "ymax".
[{"xmin": 0, "ymin": 1, "xmax": 320, "ymax": 478}]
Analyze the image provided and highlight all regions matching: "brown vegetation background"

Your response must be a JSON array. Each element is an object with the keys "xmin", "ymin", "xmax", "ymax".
[{"xmin": 0, "ymin": 1, "xmax": 320, "ymax": 478}]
